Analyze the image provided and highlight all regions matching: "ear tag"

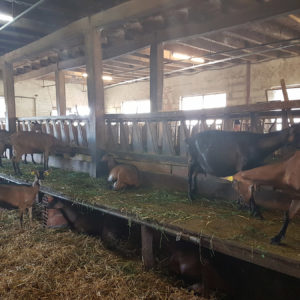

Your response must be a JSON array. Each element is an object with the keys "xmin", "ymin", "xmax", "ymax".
[{"xmin": 224, "ymin": 176, "xmax": 234, "ymax": 182}]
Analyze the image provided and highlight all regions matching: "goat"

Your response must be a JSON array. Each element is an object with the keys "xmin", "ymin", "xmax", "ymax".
[
  {"xmin": 0, "ymin": 170, "xmax": 45, "ymax": 227},
  {"xmin": 186, "ymin": 124, "xmax": 300, "ymax": 200},
  {"xmin": 10, "ymin": 131, "xmax": 76, "ymax": 174},
  {"xmin": 101, "ymin": 154, "xmax": 140, "ymax": 190},
  {"xmin": 231, "ymin": 151, "xmax": 300, "ymax": 244},
  {"xmin": 0, "ymin": 130, "xmax": 12, "ymax": 167},
  {"xmin": 47, "ymin": 199, "xmax": 130, "ymax": 251},
  {"xmin": 47, "ymin": 198, "xmax": 102, "ymax": 235},
  {"xmin": 24, "ymin": 122, "xmax": 43, "ymax": 165},
  {"xmin": 167, "ymin": 241, "xmax": 232, "ymax": 298}
]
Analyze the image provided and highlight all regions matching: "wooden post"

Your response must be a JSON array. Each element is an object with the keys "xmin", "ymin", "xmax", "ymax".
[
  {"xmin": 150, "ymin": 43, "xmax": 164, "ymax": 112},
  {"xmin": 246, "ymin": 62, "xmax": 251, "ymax": 105},
  {"xmin": 85, "ymin": 23, "xmax": 105, "ymax": 177},
  {"xmin": 280, "ymin": 79, "xmax": 294, "ymax": 128},
  {"xmin": 2, "ymin": 62, "xmax": 16, "ymax": 133},
  {"xmin": 55, "ymin": 70, "xmax": 66, "ymax": 116},
  {"xmin": 141, "ymin": 225, "xmax": 155, "ymax": 270},
  {"xmin": 250, "ymin": 112, "xmax": 258, "ymax": 133}
]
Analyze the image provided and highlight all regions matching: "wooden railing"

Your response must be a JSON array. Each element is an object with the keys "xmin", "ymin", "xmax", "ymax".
[
  {"xmin": 7, "ymin": 99, "xmax": 300, "ymax": 158},
  {"xmin": 16, "ymin": 116, "xmax": 89, "ymax": 148},
  {"xmin": 104, "ymin": 100, "xmax": 300, "ymax": 157}
]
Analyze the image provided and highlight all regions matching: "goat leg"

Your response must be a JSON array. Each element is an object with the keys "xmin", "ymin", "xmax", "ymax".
[
  {"xmin": 271, "ymin": 211, "xmax": 289, "ymax": 245},
  {"xmin": 12, "ymin": 157, "xmax": 17, "ymax": 174},
  {"xmin": 44, "ymin": 151, "xmax": 49, "ymax": 170},
  {"xmin": 24, "ymin": 154, "xmax": 28, "ymax": 164},
  {"xmin": 188, "ymin": 163, "xmax": 197, "ymax": 201},
  {"xmin": 19, "ymin": 210, "xmax": 24, "ymax": 228},
  {"xmin": 28, "ymin": 207, "xmax": 33, "ymax": 225},
  {"xmin": 249, "ymin": 189, "xmax": 264, "ymax": 220},
  {"xmin": 0, "ymin": 156, "xmax": 2, "ymax": 167},
  {"xmin": 16, "ymin": 162, "xmax": 22, "ymax": 175},
  {"xmin": 31, "ymin": 154, "xmax": 36, "ymax": 164}
]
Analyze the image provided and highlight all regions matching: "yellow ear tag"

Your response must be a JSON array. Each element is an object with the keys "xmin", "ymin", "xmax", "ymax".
[
  {"xmin": 31, "ymin": 171, "xmax": 36, "ymax": 176},
  {"xmin": 224, "ymin": 176, "xmax": 234, "ymax": 182},
  {"xmin": 44, "ymin": 171, "xmax": 49, "ymax": 176}
]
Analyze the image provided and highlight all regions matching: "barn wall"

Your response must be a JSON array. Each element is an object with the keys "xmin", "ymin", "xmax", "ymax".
[
  {"xmin": 104, "ymin": 56, "xmax": 300, "ymax": 112},
  {"xmin": 0, "ymin": 79, "xmax": 88, "ymax": 117},
  {"xmin": 1, "ymin": 56, "xmax": 300, "ymax": 118}
]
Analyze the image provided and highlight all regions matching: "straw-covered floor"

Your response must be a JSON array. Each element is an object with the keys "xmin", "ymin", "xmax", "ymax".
[
  {"xmin": 0, "ymin": 209, "xmax": 207, "ymax": 300},
  {"xmin": 0, "ymin": 160, "xmax": 299, "ymax": 261}
]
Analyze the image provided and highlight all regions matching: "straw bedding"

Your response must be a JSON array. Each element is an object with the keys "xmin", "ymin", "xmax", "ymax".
[{"xmin": 0, "ymin": 209, "xmax": 207, "ymax": 300}]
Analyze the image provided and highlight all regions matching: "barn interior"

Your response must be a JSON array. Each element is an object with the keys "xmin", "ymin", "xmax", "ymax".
[{"xmin": 0, "ymin": 0, "xmax": 300, "ymax": 299}]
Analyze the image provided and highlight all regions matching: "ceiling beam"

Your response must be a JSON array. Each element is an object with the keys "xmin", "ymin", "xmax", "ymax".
[
  {"xmin": 7, "ymin": 0, "xmax": 300, "ymax": 81},
  {"xmin": 14, "ymin": 56, "xmax": 86, "ymax": 81},
  {"xmin": 0, "ymin": 0, "xmax": 191, "ymax": 63}
]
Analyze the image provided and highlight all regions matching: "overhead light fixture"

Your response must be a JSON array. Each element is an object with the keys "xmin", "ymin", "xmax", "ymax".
[
  {"xmin": 0, "ymin": 13, "xmax": 13, "ymax": 22},
  {"xmin": 82, "ymin": 73, "xmax": 88, "ymax": 78},
  {"xmin": 191, "ymin": 57, "xmax": 205, "ymax": 63},
  {"xmin": 172, "ymin": 52, "xmax": 190, "ymax": 60},
  {"xmin": 102, "ymin": 75, "xmax": 113, "ymax": 81}
]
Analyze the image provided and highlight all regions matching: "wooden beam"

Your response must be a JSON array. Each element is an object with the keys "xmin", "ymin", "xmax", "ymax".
[
  {"xmin": 105, "ymin": 99, "xmax": 300, "ymax": 121},
  {"xmin": 246, "ymin": 62, "xmax": 251, "ymax": 105},
  {"xmin": 85, "ymin": 25, "xmax": 105, "ymax": 177},
  {"xmin": 280, "ymin": 78, "xmax": 294, "ymax": 127},
  {"xmin": 101, "ymin": 2, "xmax": 300, "ymax": 60},
  {"xmin": 14, "ymin": 56, "xmax": 86, "ymax": 82},
  {"xmin": 0, "ymin": 0, "xmax": 190, "ymax": 64},
  {"xmin": 2, "ymin": 62, "xmax": 16, "ymax": 132},
  {"xmin": 91, "ymin": 0, "xmax": 189, "ymax": 29},
  {"xmin": 8, "ymin": 0, "xmax": 300, "ymax": 81},
  {"xmin": 141, "ymin": 225, "xmax": 155, "ymax": 270},
  {"xmin": 150, "ymin": 43, "xmax": 164, "ymax": 112},
  {"xmin": 15, "ymin": 64, "xmax": 57, "ymax": 81},
  {"xmin": 0, "ymin": 17, "xmax": 88, "ymax": 63},
  {"xmin": 55, "ymin": 70, "xmax": 66, "ymax": 116}
]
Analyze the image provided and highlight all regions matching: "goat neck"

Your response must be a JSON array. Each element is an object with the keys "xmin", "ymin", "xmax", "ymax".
[
  {"xmin": 107, "ymin": 157, "xmax": 117, "ymax": 171},
  {"xmin": 59, "ymin": 204, "xmax": 79, "ymax": 224},
  {"xmin": 257, "ymin": 127, "xmax": 292, "ymax": 154},
  {"xmin": 32, "ymin": 175, "xmax": 41, "ymax": 189}
]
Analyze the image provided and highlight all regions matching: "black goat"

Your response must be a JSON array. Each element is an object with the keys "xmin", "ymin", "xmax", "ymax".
[{"xmin": 186, "ymin": 124, "xmax": 300, "ymax": 200}]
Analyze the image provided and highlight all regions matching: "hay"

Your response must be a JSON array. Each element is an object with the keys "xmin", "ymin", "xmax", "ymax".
[
  {"xmin": 0, "ymin": 210, "xmax": 207, "ymax": 300},
  {"xmin": 0, "ymin": 160, "xmax": 299, "ymax": 261}
]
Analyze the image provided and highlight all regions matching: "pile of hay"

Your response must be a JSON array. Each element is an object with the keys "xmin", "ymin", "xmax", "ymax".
[{"xmin": 0, "ymin": 210, "xmax": 207, "ymax": 300}]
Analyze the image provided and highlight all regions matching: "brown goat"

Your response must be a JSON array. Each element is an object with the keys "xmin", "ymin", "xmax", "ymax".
[
  {"xmin": 102, "ymin": 154, "xmax": 140, "ymax": 190},
  {"xmin": 47, "ymin": 198, "xmax": 102, "ymax": 235},
  {"xmin": 167, "ymin": 242, "xmax": 232, "ymax": 297},
  {"xmin": 232, "ymin": 151, "xmax": 300, "ymax": 244},
  {"xmin": 10, "ymin": 131, "xmax": 75, "ymax": 174},
  {"xmin": 24, "ymin": 122, "xmax": 43, "ymax": 165},
  {"xmin": 0, "ymin": 170, "xmax": 45, "ymax": 227}
]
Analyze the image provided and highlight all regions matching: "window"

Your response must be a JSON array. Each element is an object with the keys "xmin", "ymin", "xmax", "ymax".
[
  {"xmin": 0, "ymin": 97, "xmax": 6, "ymax": 118},
  {"xmin": 121, "ymin": 100, "xmax": 150, "ymax": 114},
  {"xmin": 70, "ymin": 106, "xmax": 90, "ymax": 116},
  {"xmin": 180, "ymin": 93, "xmax": 226, "ymax": 111},
  {"xmin": 267, "ymin": 87, "xmax": 300, "ymax": 102},
  {"xmin": 267, "ymin": 86, "xmax": 300, "ymax": 129},
  {"xmin": 180, "ymin": 93, "xmax": 226, "ymax": 128}
]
